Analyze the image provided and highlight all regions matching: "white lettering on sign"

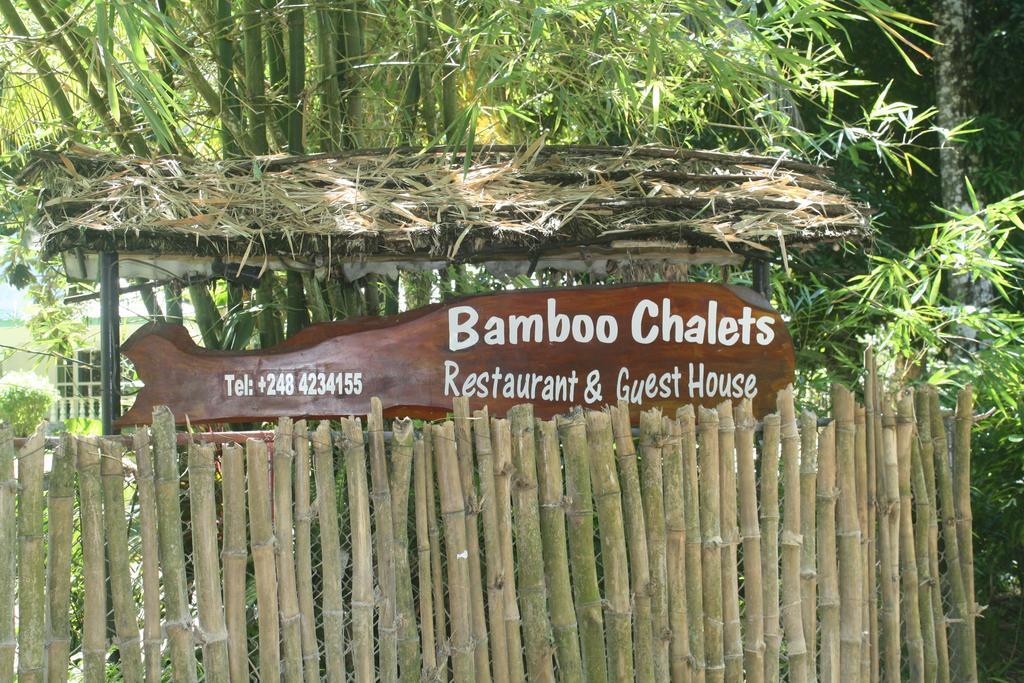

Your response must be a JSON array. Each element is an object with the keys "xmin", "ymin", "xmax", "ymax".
[
  {"xmin": 448, "ymin": 297, "xmax": 776, "ymax": 351},
  {"xmin": 222, "ymin": 370, "xmax": 363, "ymax": 398}
]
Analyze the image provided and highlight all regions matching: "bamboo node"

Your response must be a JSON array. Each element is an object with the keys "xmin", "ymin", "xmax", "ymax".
[{"xmin": 780, "ymin": 530, "xmax": 803, "ymax": 546}]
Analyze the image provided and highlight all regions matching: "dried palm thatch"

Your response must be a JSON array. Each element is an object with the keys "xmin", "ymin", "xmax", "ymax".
[{"xmin": 24, "ymin": 143, "xmax": 870, "ymax": 270}]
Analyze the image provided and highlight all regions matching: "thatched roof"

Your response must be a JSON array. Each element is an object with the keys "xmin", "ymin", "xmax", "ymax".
[{"xmin": 25, "ymin": 143, "xmax": 871, "ymax": 278}]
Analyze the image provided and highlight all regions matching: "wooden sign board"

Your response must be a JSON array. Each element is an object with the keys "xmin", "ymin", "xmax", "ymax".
[{"xmin": 117, "ymin": 283, "xmax": 795, "ymax": 425}]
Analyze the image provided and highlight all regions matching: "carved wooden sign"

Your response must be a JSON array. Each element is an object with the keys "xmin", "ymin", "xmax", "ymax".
[{"xmin": 117, "ymin": 283, "xmax": 795, "ymax": 425}]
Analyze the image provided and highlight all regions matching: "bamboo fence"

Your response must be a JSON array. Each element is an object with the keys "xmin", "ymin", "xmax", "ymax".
[{"xmin": 0, "ymin": 378, "xmax": 980, "ymax": 682}]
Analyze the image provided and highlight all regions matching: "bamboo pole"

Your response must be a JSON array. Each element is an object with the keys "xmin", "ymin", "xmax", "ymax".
[
  {"xmin": 368, "ymin": 400, "xmax": 399, "ymax": 683},
  {"xmin": 45, "ymin": 434, "xmax": 76, "ymax": 683},
  {"xmin": 508, "ymin": 404, "xmax": 556, "ymax": 683},
  {"xmin": 536, "ymin": 418, "xmax": 584, "ymax": 682},
  {"xmin": 452, "ymin": 398, "xmax": 491, "ymax": 682},
  {"xmin": 798, "ymin": 410, "xmax": 818, "ymax": 658},
  {"xmin": 246, "ymin": 438, "xmax": 282, "ymax": 682},
  {"xmin": 186, "ymin": 442, "xmax": 230, "ymax": 682},
  {"xmin": 422, "ymin": 427, "xmax": 449, "ymax": 680},
  {"xmin": 663, "ymin": 415, "xmax": 692, "ymax": 683},
  {"xmin": 639, "ymin": 409, "xmax": 671, "ymax": 681},
  {"xmin": 101, "ymin": 438, "xmax": 144, "ymax": 682},
  {"xmin": 910, "ymin": 423, "xmax": 938, "ymax": 683},
  {"xmin": 220, "ymin": 443, "xmax": 250, "ymax": 683},
  {"xmin": 78, "ymin": 437, "xmax": 108, "ymax": 683},
  {"xmin": 855, "ymin": 405, "xmax": 872, "ymax": 682},
  {"xmin": 930, "ymin": 389, "xmax": 975, "ymax": 681},
  {"xmin": 679, "ymin": 406, "xmax": 706, "ymax": 683},
  {"xmin": 153, "ymin": 407, "xmax": 198, "ymax": 682},
  {"xmin": 816, "ymin": 421, "xmax": 839, "ymax": 683},
  {"xmin": 0, "ymin": 425, "xmax": 14, "ymax": 682},
  {"xmin": 715, "ymin": 401, "xmax": 742, "ymax": 683},
  {"xmin": 698, "ymin": 407, "xmax": 725, "ymax": 683},
  {"xmin": 778, "ymin": 387, "xmax": 810, "ymax": 683},
  {"xmin": 865, "ymin": 349, "xmax": 881, "ymax": 683},
  {"xmin": 610, "ymin": 402, "xmax": 655, "ymax": 683},
  {"xmin": 760, "ymin": 413, "xmax": 781, "ymax": 683},
  {"xmin": 491, "ymin": 418, "xmax": 526, "ymax": 682},
  {"xmin": 313, "ymin": 422, "xmax": 347, "ymax": 683},
  {"xmin": 878, "ymin": 400, "xmax": 901, "ymax": 683},
  {"xmin": 391, "ymin": 417, "xmax": 421, "ymax": 682},
  {"xmin": 293, "ymin": 421, "xmax": 321, "ymax": 683},
  {"xmin": 896, "ymin": 390, "xmax": 925, "ymax": 682},
  {"xmin": 17, "ymin": 425, "xmax": 46, "ymax": 683},
  {"xmin": 274, "ymin": 420, "xmax": 305, "ymax": 683},
  {"xmin": 835, "ymin": 385, "xmax": 864, "ymax": 682},
  {"xmin": 585, "ymin": 410, "xmax": 635, "ymax": 682},
  {"xmin": 954, "ymin": 386, "xmax": 978, "ymax": 680},
  {"xmin": 736, "ymin": 400, "xmax": 764, "ymax": 683},
  {"xmin": 342, "ymin": 417, "xmax": 375, "ymax": 683},
  {"xmin": 434, "ymin": 422, "xmax": 475, "ymax": 683},
  {"xmin": 473, "ymin": 408, "xmax": 511, "ymax": 683},
  {"xmin": 915, "ymin": 391, "xmax": 951, "ymax": 683},
  {"xmin": 414, "ymin": 435, "xmax": 438, "ymax": 678},
  {"xmin": 134, "ymin": 430, "xmax": 163, "ymax": 683}
]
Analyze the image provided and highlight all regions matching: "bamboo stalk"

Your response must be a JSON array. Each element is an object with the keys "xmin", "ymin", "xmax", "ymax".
[
  {"xmin": 414, "ymin": 435, "xmax": 438, "ymax": 677},
  {"xmin": 246, "ymin": 438, "xmax": 282, "ymax": 682},
  {"xmin": 954, "ymin": 386, "xmax": 978, "ymax": 680},
  {"xmin": 929, "ymin": 389, "xmax": 975, "ymax": 681},
  {"xmin": 342, "ymin": 417, "xmax": 375, "ymax": 683},
  {"xmin": 293, "ymin": 421, "xmax": 321, "ymax": 683},
  {"xmin": 855, "ymin": 405, "xmax": 872, "ymax": 682},
  {"xmin": 473, "ymin": 408, "xmax": 511, "ymax": 683},
  {"xmin": 452, "ymin": 398, "xmax": 491, "ymax": 682},
  {"xmin": 391, "ymin": 417, "xmax": 421, "ymax": 682},
  {"xmin": 798, "ymin": 410, "xmax": 818, "ymax": 659},
  {"xmin": 679, "ymin": 406, "xmax": 706, "ymax": 683},
  {"xmin": 45, "ymin": 434, "xmax": 77, "ymax": 683},
  {"xmin": 220, "ymin": 443, "xmax": 250, "ymax": 683},
  {"xmin": 816, "ymin": 421, "xmax": 839, "ymax": 682},
  {"xmin": 186, "ymin": 442, "xmax": 230, "ymax": 682},
  {"xmin": 313, "ymin": 422, "xmax": 348, "ymax": 682},
  {"xmin": 835, "ymin": 385, "xmax": 865, "ymax": 682},
  {"xmin": 434, "ymin": 422, "xmax": 475, "ymax": 683},
  {"xmin": 736, "ymin": 400, "xmax": 764, "ymax": 683},
  {"xmin": 78, "ymin": 437, "xmax": 108, "ymax": 683},
  {"xmin": 17, "ymin": 425, "xmax": 46, "ymax": 683},
  {"xmin": 274, "ymin": 420, "xmax": 305, "ymax": 683},
  {"xmin": 610, "ymin": 402, "xmax": 655, "ymax": 682},
  {"xmin": 910, "ymin": 421, "xmax": 938, "ymax": 683},
  {"xmin": 491, "ymin": 418, "xmax": 526, "ymax": 682},
  {"xmin": 585, "ymin": 410, "xmax": 635, "ymax": 681},
  {"xmin": 101, "ymin": 438, "xmax": 144, "ymax": 682},
  {"xmin": 915, "ymin": 391, "xmax": 951, "ymax": 683},
  {"xmin": 134, "ymin": 430, "xmax": 163, "ymax": 683},
  {"xmin": 865, "ymin": 349, "xmax": 881, "ymax": 683},
  {"xmin": 638, "ymin": 409, "xmax": 671, "ymax": 683},
  {"xmin": 895, "ymin": 390, "xmax": 925, "ymax": 682},
  {"xmin": 715, "ymin": 401, "xmax": 742, "ymax": 683},
  {"xmin": 368, "ymin": 399, "xmax": 399, "ymax": 683},
  {"xmin": 536, "ymin": 418, "xmax": 584, "ymax": 682},
  {"xmin": 662, "ymin": 415, "xmax": 692, "ymax": 683},
  {"xmin": 425, "ymin": 426, "xmax": 450, "ymax": 680},
  {"xmin": 760, "ymin": 413, "xmax": 781, "ymax": 683},
  {"xmin": 0, "ymin": 425, "xmax": 13, "ymax": 682},
  {"xmin": 153, "ymin": 407, "xmax": 198, "ymax": 682},
  {"xmin": 508, "ymin": 404, "xmax": 556, "ymax": 683},
  {"xmin": 778, "ymin": 387, "xmax": 810, "ymax": 683},
  {"xmin": 878, "ymin": 400, "xmax": 901, "ymax": 683},
  {"xmin": 698, "ymin": 407, "xmax": 726, "ymax": 683}
]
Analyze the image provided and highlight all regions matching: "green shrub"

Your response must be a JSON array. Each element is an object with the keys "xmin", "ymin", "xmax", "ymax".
[{"xmin": 0, "ymin": 371, "xmax": 58, "ymax": 437}]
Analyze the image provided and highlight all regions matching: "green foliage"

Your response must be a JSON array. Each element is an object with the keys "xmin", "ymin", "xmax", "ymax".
[{"xmin": 0, "ymin": 371, "xmax": 57, "ymax": 436}]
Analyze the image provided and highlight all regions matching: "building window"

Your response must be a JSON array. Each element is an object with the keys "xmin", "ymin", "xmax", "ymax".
[{"xmin": 54, "ymin": 350, "xmax": 102, "ymax": 420}]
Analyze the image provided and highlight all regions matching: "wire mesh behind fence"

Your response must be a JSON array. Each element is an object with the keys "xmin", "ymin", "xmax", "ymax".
[{"xmin": 1, "ymin": 379, "xmax": 979, "ymax": 682}]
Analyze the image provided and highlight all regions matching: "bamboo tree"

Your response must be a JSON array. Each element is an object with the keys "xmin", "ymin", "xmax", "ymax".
[
  {"xmin": 242, "ymin": 0, "xmax": 268, "ymax": 153},
  {"xmin": 585, "ymin": 410, "xmax": 635, "ymax": 682},
  {"xmin": 508, "ymin": 404, "xmax": 556, "ymax": 683},
  {"xmin": 895, "ymin": 391, "xmax": 925, "ymax": 683},
  {"xmin": 760, "ymin": 413, "xmax": 782, "ymax": 683},
  {"xmin": 835, "ymin": 385, "xmax": 865, "ymax": 682},
  {"xmin": 153, "ymin": 408, "xmax": 198, "ymax": 682},
  {"xmin": 313, "ymin": 422, "xmax": 348, "ymax": 682},
  {"xmin": 778, "ymin": 387, "xmax": 810, "ymax": 683},
  {"xmin": 736, "ymin": 400, "xmax": 765, "ymax": 683},
  {"xmin": 878, "ymin": 400, "xmax": 901, "ymax": 682},
  {"xmin": 557, "ymin": 410, "xmax": 608, "ymax": 683},
  {"xmin": 215, "ymin": 0, "xmax": 245, "ymax": 154},
  {"xmin": 536, "ymin": 419, "xmax": 584, "ymax": 683},
  {"xmin": 186, "ymin": 443, "xmax": 230, "ymax": 682},
  {"xmin": 101, "ymin": 439, "xmax": 145, "ymax": 682},
  {"xmin": 817, "ymin": 421, "xmax": 840, "ymax": 682},
  {"xmin": 17, "ymin": 425, "xmax": 46, "ymax": 683},
  {"xmin": 954, "ymin": 386, "xmax": 977, "ymax": 679},
  {"xmin": 220, "ymin": 443, "xmax": 250, "ymax": 683},
  {"xmin": 45, "ymin": 435, "xmax": 77, "ymax": 683}
]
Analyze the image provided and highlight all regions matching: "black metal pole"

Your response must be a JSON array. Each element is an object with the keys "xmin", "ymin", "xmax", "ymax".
[
  {"xmin": 99, "ymin": 252, "xmax": 121, "ymax": 435},
  {"xmin": 752, "ymin": 258, "xmax": 771, "ymax": 299}
]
